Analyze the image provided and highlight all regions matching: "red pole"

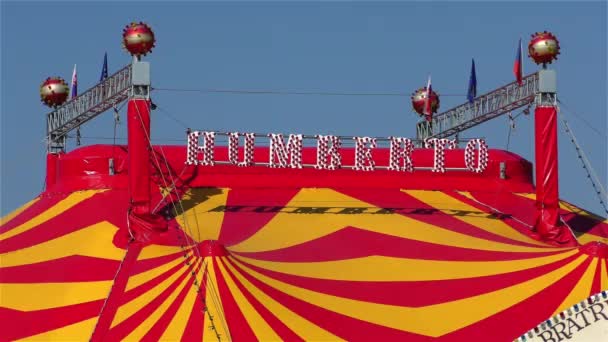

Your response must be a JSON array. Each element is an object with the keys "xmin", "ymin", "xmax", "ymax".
[
  {"xmin": 127, "ymin": 98, "xmax": 151, "ymax": 215},
  {"xmin": 534, "ymin": 105, "xmax": 577, "ymax": 246}
]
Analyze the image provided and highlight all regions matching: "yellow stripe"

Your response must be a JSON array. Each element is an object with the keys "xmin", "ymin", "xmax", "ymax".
[
  {"xmin": 126, "ymin": 253, "xmax": 191, "ymax": 291},
  {"xmin": 577, "ymin": 233, "xmax": 608, "ymax": 245},
  {"xmin": 17, "ymin": 317, "xmax": 98, "ymax": 341},
  {"xmin": 216, "ymin": 257, "xmax": 281, "ymax": 340},
  {"xmin": 176, "ymin": 188, "xmax": 230, "ymax": 242},
  {"xmin": 138, "ymin": 244, "xmax": 183, "ymax": 260},
  {"xmin": 0, "ymin": 221, "xmax": 124, "ymax": 267},
  {"xmin": 410, "ymin": 190, "xmax": 548, "ymax": 246},
  {"xmin": 159, "ymin": 276, "xmax": 198, "ymax": 341},
  {"xmin": 159, "ymin": 256, "xmax": 214, "ymax": 340},
  {"xmin": 231, "ymin": 255, "xmax": 587, "ymax": 337},
  {"xmin": 1, "ymin": 280, "xmax": 112, "ymax": 311},
  {"xmin": 112, "ymin": 262, "xmax": 190, "ymax": 328},
  {"xmin": 0, "ymin": 190, "xmax": 104, "ymax": 241},
  {"xmin": 515, "ymin": 193, "xmax": 536, "ymax": 200},
  {"xmin": 602, "ymin": 259, "xmax": 608, "ymax": 291},
  {"xmin": 228, "ymin": 188, "xmax": 565, "ymax": 254},
  {"xmin": 234, "ymin": 249, "xmax": 578, "ymax": 282},
  {"xmin": 203, "ymin": 257, "xmax": 230, "ymax": 341},
  {"xmin": 123, "ymin": 260, "xmax": 200, "ymax": 341},
  {"xmin": 223, "ymin": 258, "xmax": 344, "ymax": 341},
  {"xmin": 553, "ymin": 257, "xmax": 598, "ymax": 315},
  {"xmin": 1, "ymin": 197, "xmax": 39, "ymax": 226}
]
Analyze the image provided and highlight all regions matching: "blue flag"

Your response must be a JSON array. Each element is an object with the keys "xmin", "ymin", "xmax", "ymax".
[
  {"xmin": 70, "ymin": 64, "xmax": 77, "ymax": 98},
  {"xmin": 100, "ymin": 52, "xmax": 108, "ymax": 81},
  {"xmin": 467, "ymin": 59, "xmax": 477, "ymax": 103}
]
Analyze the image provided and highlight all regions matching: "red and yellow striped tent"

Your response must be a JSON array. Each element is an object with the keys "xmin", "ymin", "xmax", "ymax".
[{"xmin": 1, "ymin": 145, "xmax": 607, "ymax": 341}]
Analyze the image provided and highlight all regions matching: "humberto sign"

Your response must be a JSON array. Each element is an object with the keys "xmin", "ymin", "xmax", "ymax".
[{"xmin": 185, "ymin": 131, "xmax": 489, "ymax": 173}]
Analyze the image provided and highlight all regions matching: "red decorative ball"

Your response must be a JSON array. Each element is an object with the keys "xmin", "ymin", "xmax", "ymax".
[
  {"xmin": 528, "ymin": 31, "xmax": 560, "ymax": 65},
  {"xmin": 123, "ymin": 22, "xmax": 155, "ymax": 57},
  {"xmin": 411, "ymin": 87, "xmax": 440, "ymax": 117},
  {"xmin": 40, "ymin": 77, "xmax": 69, "ymax": 108}
]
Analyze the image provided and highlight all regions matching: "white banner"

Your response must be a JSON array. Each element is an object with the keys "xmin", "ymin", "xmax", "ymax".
[{"xmin": 516, "ymin": 291, "xmax": 608, "ymax": 342}]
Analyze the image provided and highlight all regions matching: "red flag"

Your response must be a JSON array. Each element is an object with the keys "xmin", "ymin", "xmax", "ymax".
[
  {"xmin": 424, "ymin": 75, "xmax": 433, "ymax": 121},
  {"xmin": 513, "ymin": 38, "xmax": 523, "ymax": 86}
]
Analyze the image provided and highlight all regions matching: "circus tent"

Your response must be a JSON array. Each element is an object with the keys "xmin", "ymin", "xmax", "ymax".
[
  {"xmin": 1, "ymin": 144, "xmax": 607, "ymax": 341},
  {"xmin": 2, "ymin": 23, "xmax": 608, "ymax": 342}
]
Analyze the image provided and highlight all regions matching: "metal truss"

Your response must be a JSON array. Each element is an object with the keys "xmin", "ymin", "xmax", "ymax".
[
  {"xmin": 46, "ymin": 64, "xmax": 132, "ymax": 152},
  {"xmin": 416, "ymin": 72, "xmax": 539, "ymax": 141}
]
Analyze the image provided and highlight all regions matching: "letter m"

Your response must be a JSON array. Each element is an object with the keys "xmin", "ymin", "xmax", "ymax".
[{"xmin": 268, "ymin": 134, "xmax": 303, "ymax": 168}]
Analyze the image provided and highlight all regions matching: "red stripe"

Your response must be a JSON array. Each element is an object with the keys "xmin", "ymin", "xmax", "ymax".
[
  {"xmin": 441, "ymin": 256, "xmax": 593, "ymax": 341},
  {"xmin": 219, "ymin": 258, "xmax": 303, "ymax": 341},
  {"xmin": 590, "ymin": 259, "xmax": 603, "ymax": 296},
  {"xmin": 0, "ymin": 192, "xmax": 127, "ymax": 253},
  {"xmin": 232, "ymin": 252, "xmax": 580, "ymax": 307},
  {"xmin": 0, "ymin": 193, "xmax": 68, "ymax": 233},
  {"xmin": 140, "ymin": 275, "xmax": 196, "ymax": 341},
  {"xmin": 338, "ymin": 188, "xmax": 545, "ymax": 247},
  {"xmin": 232, "ymin": 227, "xmax": 564, "ymax": 263},
  {"xmin": 90, "ymin": 243, "xmax": 142, "ymax": 342},
  {"xmin": 224, "ymin": 257, "xmax": 429, "ymax": 341},
  {"xmin": 0, "ymin": 300, "xmax": 103, "ymax": 341},
  {"xmin": 120, "ymin": 255, "xmax": 196, "ymax": 304},
  {"xmin": 0, "ymin": 255, "xmax": 120, "ymax": 283},
  {"xmin": 468, "ymin": 191, "xmax": 608, "ymax": 239},
  {"xmin": 465, "ymin": 191, "xmax": 537, "ymax": 227},
  {"xmin": 104, "ymin": 260, "xmax": 201, "ymax": 341},
  {"xmin": 218, "ymin": 188, "xmax": 299, "ymax": 247},
  {"xmin": 445, "ymin": 191, "xmax": 542, "ymax": 242},
  {"xmin": 181, "ymin": 262, "xmax": 207, "ymax": 342},
  {"xmin": 210, "ymin": 258, "xmax": 257, "ymax": 340},
  {"xmin": 130, "ymin": 251, "xmax": 184, "ymax": 275},
  {"xmin": 182, "ymin": 295, "xmax": 205, "ymax": 341}
]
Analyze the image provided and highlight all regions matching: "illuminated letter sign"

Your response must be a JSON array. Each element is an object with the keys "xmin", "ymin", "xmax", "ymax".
[
  {"xmin": 228, "ymin": 132, "xmax": 255, "ymax": 167},
  {"xmin": 388, "ymin": 137, "xmax": 414, "ymax": 172},
  {"xmin": 353, "ymin": 137, "xmax": 376, "ymax": 171},
  {"xmin": 185, "ymin": 131, "xmax": 489, "ymax": 173},
  {"xmin": 425, "ymin": 138, "xmax": 457, "ymax": 173},
  {"xmin": 186, "ymin": 131, "xmax": 215, "ymax": 166},
  {"xmin": 465, "ymin": 139, "xmax": 489, "ymax": 173},
  {"xmin": 268, "ymin": 133, "xmax": 303, "ymax": 168},
  {"xmin": 315, "ymin": 135, "xmax": 342, "ymax": 170}
]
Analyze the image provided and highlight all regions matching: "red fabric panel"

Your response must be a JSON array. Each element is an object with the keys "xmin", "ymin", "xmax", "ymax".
[
  {"xmin": 45, "ymin": 153, "xmax": 60, "ymax": 189},
  {"xmin": 534, "ymin": 106, "xmax": 577, "ymax": 246},
  {"xmin": 127, "ymin": 99, "xmax": 152, "ymax": 215}
]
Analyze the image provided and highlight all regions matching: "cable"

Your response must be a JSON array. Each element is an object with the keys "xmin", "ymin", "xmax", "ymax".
[
  {"xmin": 557, "ymin": 100, "xmax": 606, "ymax": 138},
  {"xmin": 154, "ymin": 103, "xmax": 191, "ymax": 129},
  {"xmin": 557, "ymin": 105, "xmax": 608, "ymax": 216},
  {"xmin": 133, "ymin": 103, "xmax": 228, "ymax": 340},
  {"xmin": 153, "ymin": 86, "xmax": 467, "ymax": 97},
  {"xmin": 90, "ymin": 238, "xmax": 133, "ymax": 340},
  {"xmin": 505, "ymin": 106, "xmax": 530, "ymax": 151}
]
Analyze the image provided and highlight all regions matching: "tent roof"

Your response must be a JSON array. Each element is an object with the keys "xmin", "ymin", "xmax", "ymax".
[{"xmin": 1, "ymin": 145, "xmax": 606, "ymax": 340}]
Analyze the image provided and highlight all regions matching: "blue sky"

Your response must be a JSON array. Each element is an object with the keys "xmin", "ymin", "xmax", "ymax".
[{"xmin": 1, "ymin": 1, "xmax": 606, "ymax": 216}]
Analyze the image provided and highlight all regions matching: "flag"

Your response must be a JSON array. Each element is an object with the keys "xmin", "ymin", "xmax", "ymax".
[
  {"xmin": 70, "ymin": 64, "xmax": 78, "ymax": 98},
  {"xmin": 513, "ymin": 38, "xmax": 523, "ymax": 86},
  {"xmin": 467, "ymin": 58, "xmax": 477, "ymax": 103},
  {"xmin": 423, "ymin": 75, "xmax": 433, "ymax": 120},
  {"xmin": 100, "ymin": 52, "xmax": 108, "ymax": 81}
]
